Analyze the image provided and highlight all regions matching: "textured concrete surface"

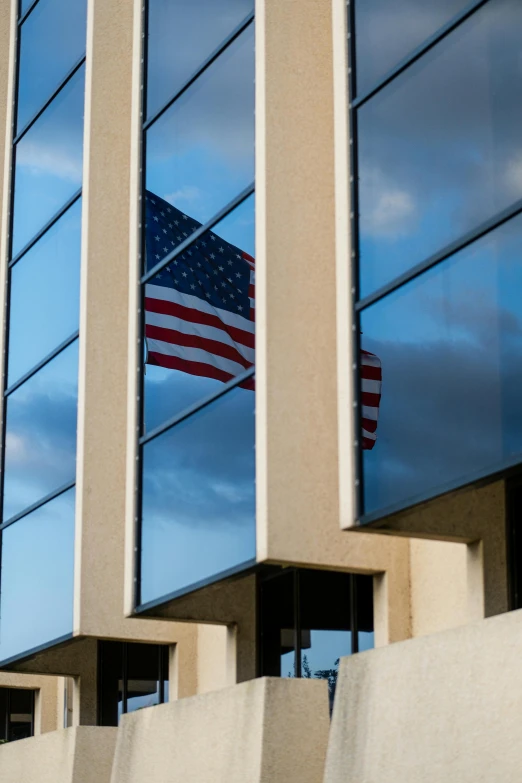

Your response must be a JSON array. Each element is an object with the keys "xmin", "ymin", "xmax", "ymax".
[
  {"xmin": 0, "ymin": 727, "xmax": 117, "ymax": 783},
  {"xmin": 325, "ymin": 609, "xmax": 522, "ymax": 783},
  {"xmin": 111, "ymin": 677, "xmax": 329, "ymax": 783}
]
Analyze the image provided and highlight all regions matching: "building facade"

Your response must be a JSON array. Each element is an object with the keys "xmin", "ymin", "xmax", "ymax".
[{"xmin": 0, "ymin": 0, "xmax": 520, "ymax": 780}]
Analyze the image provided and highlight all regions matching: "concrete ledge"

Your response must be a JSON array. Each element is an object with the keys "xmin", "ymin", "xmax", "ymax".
[
  {"xmin": 0, "ymin": 726, "xmax": 117, "ymax": 783},
  {"xmin": 111, "ymin": 676, "xmax": 329, "ymax": 783},
  {"xmin": 325, "ymin": 608, "xmax": 522, "ymax": 782}
]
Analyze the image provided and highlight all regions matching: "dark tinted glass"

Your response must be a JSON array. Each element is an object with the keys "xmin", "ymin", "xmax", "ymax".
[
  {"xmin": 144, "ymin": 194, "xmax": 255, "ymax": 432},
  {"xmin": 259, "ymin": 571, "xmax": 296, "ymax": 678},
  {"xmin": 17, "ymin": 0, "xmax": 87, "ymax": 131},
  {"xmin": 146, "ymin": 0, "xmax": 253, "ymax": 120},
  {"xmin": 12, "ymin": 66, "xmax": 85, "ymax": 256},
  {"xmin": 8, "ymin": 689, "xmax": 34, "ymax": 740},
  {"xmin": 358, "ymin": 0, "xmax": 522, "ymax": 298},
  {"xmin": 145, "ymin": 23, "xmax": 254, "ymax": 230},
  {"xmin": 0, "ymin": 489, "xmax": 75, "ymax": 663},
  {"xmin": 140, "ymin": 383, "xmax": 255, "ymax": 604},
  {"xmin": 98, "ymin": 641, "xmax": 124, "ymax": 726},
  {"xmin": 127, "ymin": 644, "xmax": 161, "ymax": 714},
  {"xmin": 2, "ymin": 341, "xmax": 78, "ymax": 522},
  {"xmin": 7, "ymin": 200, "xmax": 81, "ymax": 386},
  {"xmin": 361, "ymin": 214, "xmax": 522, "ymax": 516},
  {"xmin": 354, "ymin": 0, "xmax": 471, "ymax": 96}
]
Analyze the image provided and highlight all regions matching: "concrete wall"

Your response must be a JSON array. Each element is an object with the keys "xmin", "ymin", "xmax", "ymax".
[
  {"xmin": 110, "ymin": 677, "xmax": 329, "ymax": 783},
  {"xmin": 0, "ymin": 726, "xmax": 117, "ymax": 783},
  {"xmin": 325, "ymin": 608, "xmax": 522, "ymax": 783}
]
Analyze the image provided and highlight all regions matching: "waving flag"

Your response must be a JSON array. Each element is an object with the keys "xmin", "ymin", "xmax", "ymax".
[
  {"xmin": 144, "ymin": 191, "xmax": 255, "ymax": 386},
  {"xmin": 361, "ymin": 350, "xmax": 382, "ymax": 450}
]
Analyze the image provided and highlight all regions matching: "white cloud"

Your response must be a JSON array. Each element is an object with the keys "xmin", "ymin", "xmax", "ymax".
[
  {"xmin": 360, "ymin": 168, "xmax": 416, "ymax": 238},
  {"xmin": 164, "ymin": 186, "xmax": 202, "ymax": 206},
  {"xmin": 16, "ymin": 141, "xmax": 83, "ymax": 184}
]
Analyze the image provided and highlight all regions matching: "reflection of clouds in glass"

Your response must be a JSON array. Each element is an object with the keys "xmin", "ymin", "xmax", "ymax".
[
  {"xmin": 0, "ymin": 490, "xmax": 75, "ymax": 662},
  {"xmin": 360, "ymin": 168, "xmax": 416, "ymax": 238},
  {"xmin": 362, "ymin": 214, "xmax": 522, "ymax": 514},
  {"xmin": 147, "ymin": 0, "xmax": 253, "ymax": 119},
  {"xmin": 358, "ymin": 0, "xmax": 522, "ymax": 296},
  {"xmin": 141, "ymin": 384, "xmax": 255, "ymax": 603},
  {"xmin": 3, "ymin": 342, "xmax": 78, "ymax": 521},
  {"xmin": 17, "ymin": 0, "xmax": 87, "ymax": 131},
  {"xmin": 146, "ymin": 24, "xmax": 254, "ymax": 224},
  {"xmin": 355, "ymin": 0, "xmax": 470, "ymax": 95},
  {"xmin": 8, "ymin": 200, "xmax": 81, "ymax": 386},
  {"xmin": 13, "ymin": 67, "xmax": 84, "ymax": 255}
]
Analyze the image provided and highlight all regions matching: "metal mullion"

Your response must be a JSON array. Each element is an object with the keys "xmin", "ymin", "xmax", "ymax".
[
  {"xmin": 9, "ymin": 188, "xmax": 82, "ymax": 269},
  {"xmin": 351, "ymin": 0, "xmax": 490, "ymax": 110},
  {"xmin": 4, "ymin": 329, "xmax": 79, "ymax": 398},
  {"xmin": 139, "ymin": 365, "xmax": 255, "ymax": 447},
  {"xmin": 18, "ymin": 0, "xmax": 41, "ymax": 26},
  {"xmin": 347, "ymin": 0, "xmax": 364, "ymax": 521},
  {"xmin": 121, "ymin": 644, "xmax": 128, "ymax": 716},
  {"xmin": 356, "ymin": 196, "xmax": 522, "ymax": 313},
  {"xmin": 294, "ymin": 570, "xmax": 302, "ymax": 678},
  {"xmin": 0, "ymin": 479, "xmax": 76, "ymax": 532},
  {"xmin": 13, "ymin": 55, "xmax": 86, "ymax": 146},
  {"xmin": 140, "ymin": 183, "xmax": 255, "ymax": 285},
  {"xmin": 143, "ymin": 11, "xmax": 255, "ymax": 132}
]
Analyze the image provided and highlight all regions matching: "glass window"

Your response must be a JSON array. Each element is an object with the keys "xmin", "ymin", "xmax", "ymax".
[
  {"xmin": 354, "ymin": 0, "xmax": 471, "ymax": 96},
  {"xmin": 2, "ymin": 341, "xmax": 78, "ymax": 522},
  {"xmin": 140, "ymin": 382, "xmax": 256, "ymax": 605},
  {"xmin": 7, "ymin": 200, "xmax": 81, "ymax": 387},
  {"xmin": 357, "ymin": 0, "xmax": 522, "ymax": 298},
  {"xmin": 98, "ymin": 641, "xmax": 168, "ymax": 726},
  {"xmin": 143, "ymin": 193, "xmax": 255, "ymax": 432},
  {"xmin": 259, "ymin": 570, "xmax": 374, "ymax": 711},
  {"xmin": 145, "ymin": 23, "xmax": 254, "ymax": 231},
  {"xmin": 0, "ymin": 689, "xmax": 35, "ymax": 742},
  {"xmin": 146, "ymin": 0, "xmax": 253, "ymax": 120},
  {"xmin": 361, "ymin": 213, "xmax": 522, "ymax": 516},
  {"xmin": 17, "ymin": 0, "xmax": 87, "ymax": 131},
  {"xmin": 20, "ymin": 0, "xmax": 34, "ymax": 15},
  {"xmin": 0, "ymin": 489, "xmax": 75, "ymax": 663},
  {"xmin": 12, "ymin": 66, "xmax": 85, "ymax": 257}
]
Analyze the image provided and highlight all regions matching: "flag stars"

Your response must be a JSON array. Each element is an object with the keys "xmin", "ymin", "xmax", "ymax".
[
  {"xmin": 209, "ymin": 253, "xmax": 215, "ymax": 260},
  {"xmin": 174, "ymin": 220, "xmax": 179, "ymax": 226},
  {"xmin": 182, "ymin": 271, "xmax": 188, "ymax": 278},
  {"xmin": 227, "ymin": 260, "xmax": 233, "ymax": 266},
  {"xmin": 218, "ymin": 265, "xmax": 224, "ymax": 271},
  {"xmin": 155, "ymin": 235, "xmax": 160, "ymax": 241},
  {"xmin": 153, "ymin": 216, "xmax": 159, "ymax": 222},
  {"xmin": 219, "ymin": 247, "xmax": 224, "ymax": 253},
  {"xmin": 190, "ymin": 284, "xmax": 196, "ymax": 290},
  {"xmin": 235, "ymin": 272, "xmax": 241, "ymax": 278},
  {"xmin": 237, "ymin": 305, "xmax": 243, "ymax": 311}
]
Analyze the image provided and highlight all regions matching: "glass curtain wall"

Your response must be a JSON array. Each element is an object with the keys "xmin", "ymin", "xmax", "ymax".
[
  {"xmin": 0, "ymin": 0, "xmax": 87, "ymax": 662},
  {"xmin": 350, "ymin": 0, "xmax": 522, "ymax": 521},
  {"xmin": 137, "ymin": 0, "xmax": 256, "ymax": 607}
]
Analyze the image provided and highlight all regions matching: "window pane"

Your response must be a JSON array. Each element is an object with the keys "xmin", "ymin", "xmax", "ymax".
[
  {"xmin": 8, "ymin": 689, "xmax": 34, "ymax": 741},
  {"xmin": 140, "ymin": 382, "xmax": 256, "ymax": 604},
  {"xmin": 354, "ymin": 0, "xmax": 471, "ymax": 96},
  {"xmin": 146, "ymin": 0, "xmax": 253, "ymax": 120},
  {"xmin": 360, "ymin": 214, "xmax": 522, "ymax": 517},
  {"xmin": 126, "ymin": 643, "xmax": 161, "ymax": 714},
  {"xmin": 259, "ymin": 571, "xmax": 296, "ymax": 678},
  {"xmin": 145, "ymin": 23, "xmax": 254, "ymax": 230},
  {"xmin": 2, "ymin": 341, "xmax": 78, "ymax": 522},
  {"xmin": 98, "ymin": 641, "xmax": 124, "ymax": 727},
  {"xmin": 144, "ymin": 193, "xmax": 255, "ymax": 432},
  {"xmin": 20, "ymin": 0, "xmax": 33, "ymax": 15},
  {"xmin": 17, "ymin": 0, "xmax": 87, "ymax": 131},
  {"xmin": 12, "ymin": 66, "xmax": 85, "ymax": 257},
  {"xmin": 0, "ymin": 489, "xmax": 75, "ymax": 663},
  {"xmin": 7, "ymin": 200, "xmax": 81, "ymax": 386},
  {"xmin": 358, "ymin": 0, "xmax": 522, "ymax": 298}
]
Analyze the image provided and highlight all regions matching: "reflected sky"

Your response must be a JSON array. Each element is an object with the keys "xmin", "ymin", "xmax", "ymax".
[
  {"xmin": 2, "ymin": 341, "xmax": 78, "ymax": 522},
  {"xmin": 358, "ymin": 0, "xmax": 522, "ymax": 298},
  {"xmin": 0, "ymin": 489, "xmax": 75, "ymax": 663},
  {"xmin": 7, "ymin": 200, "xmax": 81, "ymax": 386},
  {"xmin": 354, "ymin": 0, "xmax": 471, "ymax": 96},
  {"xmin": 12, "ymin": 65, "xmax": 84, "ymax": 257},
  {"xmin": 144, "ymin": 193, "xmax": 255, "ymax": 432},
  {"xmin": 147, "ymin": 0, "xmax": 253, "ymax": 120},
  {"xmin": 17, "ymin": 0, "xmax": 87, "ymax": 132},
  {"xmin": 146, "ymin": 22, "xmax": 254, "ymax": 228},
  {"xmin": 140, "ymin": 382, "xmax": 255, "ymax": 603},
  {"xmin": 361, "ymin": 212, "xmax": 522, "ymax": 515}
]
